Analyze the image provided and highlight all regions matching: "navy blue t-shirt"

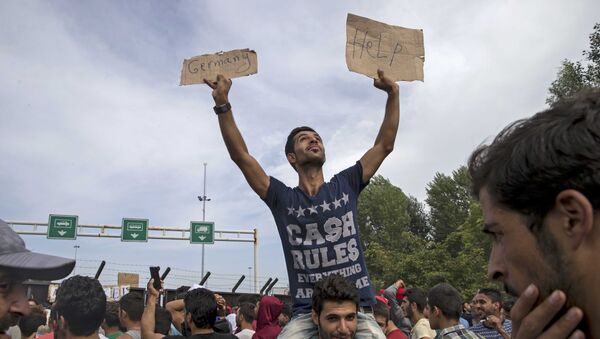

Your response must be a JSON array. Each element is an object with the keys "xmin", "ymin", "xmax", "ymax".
[{"xmin": 263, "ymin": 161, "xmax": 377, "ymax": 316}]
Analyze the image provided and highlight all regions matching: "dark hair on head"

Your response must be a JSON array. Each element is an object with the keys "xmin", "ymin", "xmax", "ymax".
[
  {"xmin": 18, "ymin": 307, "xmax": 46, "ymax": 337},
  {"xmin": 119, "ymin": 292, "xmax": 144, "ymax": 322},
  {"xmin": 312, "ymin": 274, "xmax": 359, "ymax": 315},
  {"xmin": 405, "ymin": 288, "xmax": 427, "ymax": 313},
  {"xmin": 237, "ymin": 294, "xmax": 259, "ymax": 306},
  {"xmin": 184, "ymin": 288, "xmax": 217, "ymax": 329},
  {"xmin": 237, "ymin": 302, "xmax": 256, "ymax": 323},
  {"xmin": 280, "ymin": 303, "xmax": 292, "ymax": 318},
  {"xmin": 427, "ymin": 283, "xmax": 462, "ymax": 320},
  {"xmin": 104, "ymin": 301, "xmax": 120, "ymax": 327},
  {"xmin": 285, "ymin": 126, "xmax": 317, "ymax": 170},
  {"xmin": 54, "ymin": 275, "xmax": 106, "ymax": 336},
  {"xmin": 154, "ymin": 306, "xmax": 172, "ymax": 335},
  {"xmin": 469, "ymin": 90, "xmax": 600, "ymax": 231},
  {"xmin": 478, "ymin": 288, "xmax": 503, "ymax": 305},
  {"xmin": 372, "ymin": 300, "xmax": 390, "ymax": 323},
  {"xmin": 503, "ymin": 299, "xmax": 515, "ymax": 314}
]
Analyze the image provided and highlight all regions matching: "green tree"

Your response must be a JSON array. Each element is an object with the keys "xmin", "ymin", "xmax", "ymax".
[
  {"xmin": 426, "ymin": 167, "xmax": 472, "ymax": 243},
  {"xmin": 547, "ymin": 23, "xmax": 600, "ymax": 107}
]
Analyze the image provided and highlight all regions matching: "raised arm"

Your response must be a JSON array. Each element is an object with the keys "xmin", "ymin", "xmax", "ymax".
[
  {"xmin": 359, "ymin": 69, "xmax": 400, "ymax": 183},
  {"xmin": 141, "ymin": 279, "xmax": 165, "ymax": 339},
  {"xmin": 204, "ymin": 75, "xmax": 270, "ymax": 199}
]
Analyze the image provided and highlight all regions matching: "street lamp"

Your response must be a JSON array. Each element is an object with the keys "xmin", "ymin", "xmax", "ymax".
[
  {"xmin": 248, "ymin": 266, "xmax": 252, "ymax": 293},
  {"xmin": 197, "ymin": 163, "xmax": 211, "ymax": 278},
  {"xmin": 73, "ymin": 245, "xmax": 80, "ymax": 260}
]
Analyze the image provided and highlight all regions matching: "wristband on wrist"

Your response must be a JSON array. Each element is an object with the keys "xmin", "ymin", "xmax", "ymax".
[{"xmin": 213, "ymin": 102, "xmax": 231, "ymax": 114}]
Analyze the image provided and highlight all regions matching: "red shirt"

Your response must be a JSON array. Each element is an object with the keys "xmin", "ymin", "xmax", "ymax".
[{"xmin": 387, "ymin": 328, "xmax": 408, "ymax": 339}]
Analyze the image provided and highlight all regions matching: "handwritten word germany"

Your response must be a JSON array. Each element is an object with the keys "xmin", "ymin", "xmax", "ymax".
[{"xmin": 187, "ymin": 52, "xmax": 252, "ymax": 74}]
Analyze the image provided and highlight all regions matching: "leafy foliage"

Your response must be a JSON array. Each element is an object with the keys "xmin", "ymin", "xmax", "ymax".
[
  {"xmin": 358, "ymin": 167, "xmax": 497, "ymax": 301},
  {"xmin": 547, "ymin": 23, "xmax": 600, "ymax": 107}
]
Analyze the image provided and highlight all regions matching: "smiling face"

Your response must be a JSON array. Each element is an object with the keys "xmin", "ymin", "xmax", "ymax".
[
  {"xmin": 312, "ymin": 300, "xmax": 357, "ymax": 339},
  {"xmin": 480, "ymin": 187, "xmax": 564, "ymax": 302},
  {"xmin": 287, "ymin": 130, "xmax": 326, "ymax": 170}
]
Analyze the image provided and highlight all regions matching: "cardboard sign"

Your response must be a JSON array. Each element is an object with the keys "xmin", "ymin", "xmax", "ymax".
[
  {"xmin": 180, "ymin": 49, "xmax": 258, "ymax": 85},
  {"xmin": 346, "ymin": 14, "xmax": 425, "ymax": 82}
]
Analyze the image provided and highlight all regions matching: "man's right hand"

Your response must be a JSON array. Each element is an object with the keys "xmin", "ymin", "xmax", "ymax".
[
  {"xmin": 510, "ymin": 284, "xmax": 585, "ymax": 338},
  {"xmin": 147, "ymin": 278, "xmax": 162, "ymax": 299},
  {"xmin": 204, "ymin": 74, "xmax": 231, "ymax": 105}
]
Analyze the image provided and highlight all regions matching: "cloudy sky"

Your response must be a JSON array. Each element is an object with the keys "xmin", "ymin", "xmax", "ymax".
[{"xmin": 1, "ymin": 0, "xmax": 598, "ymax": 293}]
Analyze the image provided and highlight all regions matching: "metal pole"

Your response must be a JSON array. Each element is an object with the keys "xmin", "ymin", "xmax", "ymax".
[
  {"xmin": 254, "ymin": 228, "xmax": 258, "ymax": 294},
  {"xmin": 201, "ymin": 162, "xmax": 207, "ymax": 279},
  {"xmin": 247, "ymin": 266, "xmax": 252, "ymax": 293}
]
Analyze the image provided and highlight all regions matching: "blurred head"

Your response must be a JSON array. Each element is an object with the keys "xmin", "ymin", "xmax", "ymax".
[
  {"xmin": 236, "ymin": 302, "xmax": 256, "ymax": 327},
  {"xmin": 278, "ymin": 303, "xmax": 291, "ymax": 327},
  {"xmin": 402, "ymin": 288, "xmax": 427, "ymax": 321},
  {"xmin": 373, "ymin": 300, "xmax": 390, "ymax": 334},
  {"xmin": 311, "ymin": 274, "xmax": 358, "ymax": 339},
  {"xmin": 54, "ymin": 275, "xmax": 106, "ymax": 337},
  {"xmin": 18, "ymin": 306, "xmax": 46, "ymax": 339},
  {"xmin": 469, "ymin": 91, "xmax": 600, "ymax": 308},
  {"xmin": 154, "ymin": 306, "xmax": 172, "ymax": 335},
  {"xmin": 184, "ymin": 288, "xmax": 217, "ymax": 330},
  {"xmin": 472, "ymin": 288, "xmax": 502, "ymax": 320},
  {"xmin": 427, "ymin": 283, "xmax": 463, "ymax": 329},
  {"xmin": 285, "ymin": 126, "xmax": 325, "ymax": 171},
  {"xmin": 102, "ymin": 301, "xmax": 121, "ymax": 330},
  {"xmin": 119, "ymin": 292, "xmax": 144, "ymax": 326}
]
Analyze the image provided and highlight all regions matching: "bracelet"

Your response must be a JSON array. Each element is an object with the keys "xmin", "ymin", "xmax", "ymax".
[{"xmin": 213, "ymin": 102, "xmax": 231, "ymax": 114}]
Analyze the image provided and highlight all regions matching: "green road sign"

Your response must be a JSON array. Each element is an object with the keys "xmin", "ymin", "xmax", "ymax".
[
  {"xmin": 190, "ymin": 221, "xmax": 214, "ymax": 244},
  {"xmin": 121, "ymin": 218, "xmax": 149, "ymax": 242},
  {"xmin": 47, "ymin": 214, "xmax": 78, "ymax": 240}
]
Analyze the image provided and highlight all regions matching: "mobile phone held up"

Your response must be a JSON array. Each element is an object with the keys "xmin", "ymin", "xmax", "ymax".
[{"xmin": 150, "ymin": 266, "xmax": 161, "ymax": 290}]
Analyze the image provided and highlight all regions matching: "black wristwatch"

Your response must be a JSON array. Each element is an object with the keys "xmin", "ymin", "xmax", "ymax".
[{"xmin": 213, "ymin": 102, "xmax": 231, "ymax": 114}]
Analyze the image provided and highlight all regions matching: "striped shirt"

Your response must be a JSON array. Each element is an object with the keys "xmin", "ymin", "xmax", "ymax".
[
  {"xmin": 435, "ymin": 324, "xmax": 484, "ymax": 339},
  {"xmin": 470, "ymin": 320, "xmax": 512, "ymax": 339}
]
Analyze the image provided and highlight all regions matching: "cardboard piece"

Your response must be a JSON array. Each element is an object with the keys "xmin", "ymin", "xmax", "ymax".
[
  {"xmin": 117, "ymin": 272, "xmax": 139, "ymax": 288},
  {"xmin": 346, "ymin": 14, "xmax": 424, "ymax": 82},
  {"xmin": 180, "ymin": 49, "xmax": 258, "ymax": 85}
]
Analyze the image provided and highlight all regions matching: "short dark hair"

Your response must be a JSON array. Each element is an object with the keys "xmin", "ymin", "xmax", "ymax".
[
  {"xmin": 54, "ymin": 275, "xmax": 106, "ymax": 336},
  {"xmin": 478, "ymin": 288, "xmax": 502, "ymax": 305},
  {"xmin": 405, "ymin": 288, "xmax": 427, "ymax": 313},
  {"xmin": 373, "ymin": 300, "xmax": 390, "ymax": 323},
  {"xmin": 184, "ymin": 288, "xmax": 217, "ymax": 329},
  {"xmin": 285, "ymin": 126, "xmax": 317, "ymax": 170},
  {"xmin": 312, "ymin": 274, "xmax": 359, "ymax": 315},
  {"xmin": 119, "ymin": 292, "xmax": 144, "ymax": 322},
  {"xmin": 280, "ymin": 303, "xmax": 292, "ymax": 319},
  {"xmin": 18, "ymin": 307, "xmax": 46, "ymax": 337},
  {"xmin": 237, "ymin": 302, "xmax": 256, "ymax": 323},
  {"xmin": 427, "ymin": 283, "xmax": 462, "ymax": 320},
  {"xmin": 154, "ymin": 306, "xmax": 172, "ymax": 335},
  {"xmin": 469, "ymin": 91, "xmax": 600, "ymax": 231},
  {"xmin": 104, "ymin": 301, "xmax": 120, "ymax": 327}
]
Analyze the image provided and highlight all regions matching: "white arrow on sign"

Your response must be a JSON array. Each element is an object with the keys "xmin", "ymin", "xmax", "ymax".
[
  {"xmin": 58, "ymin": 230, "xmax": 67, "ymax": 236},
  {"xmin": 199, "ymin": 236, "xmax": 206, "ymax": 241},
  {"xmin": 131, "ymin": 233, "xmax": 138, "ymax": 239}
]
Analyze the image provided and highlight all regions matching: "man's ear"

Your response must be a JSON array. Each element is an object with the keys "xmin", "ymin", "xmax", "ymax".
[
  {"xmin": 554, "ymin": 189, "xmax": 594, "ymax": 250},
  {"xmin": 286, "ymin": 152, "xmax": 297, "ymax": 166},
  {"xmin": 311, "ymin": 309, "xmax": 319, "ymax": 326}
]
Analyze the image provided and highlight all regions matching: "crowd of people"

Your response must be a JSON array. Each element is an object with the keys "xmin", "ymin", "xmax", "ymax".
[{"xmin": 2, "ymin": 77, "xmax": 598, "ymax": 339}]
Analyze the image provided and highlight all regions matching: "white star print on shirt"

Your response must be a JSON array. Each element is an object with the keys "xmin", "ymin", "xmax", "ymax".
[
  {"xmin": 308, "ymin": 205, "xmax": 318, "ymax": 214},
  {"xmin": 341, "ymin": 192, "xmax": 349, "ymax": 204},
  {"xmin": 296, "ymin": 206, "xmax": 306, "ymax": 217},
  {"xmin": 332, "ymin": 198, "xmax": 342, "ymax": 209},
  {"xmin": 287, "ymin": 207, "xmax": 295, "ymax": 215},
  {"xmin": 320, "ymin": 200, "xmax": 331, "ymax": 212}
]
